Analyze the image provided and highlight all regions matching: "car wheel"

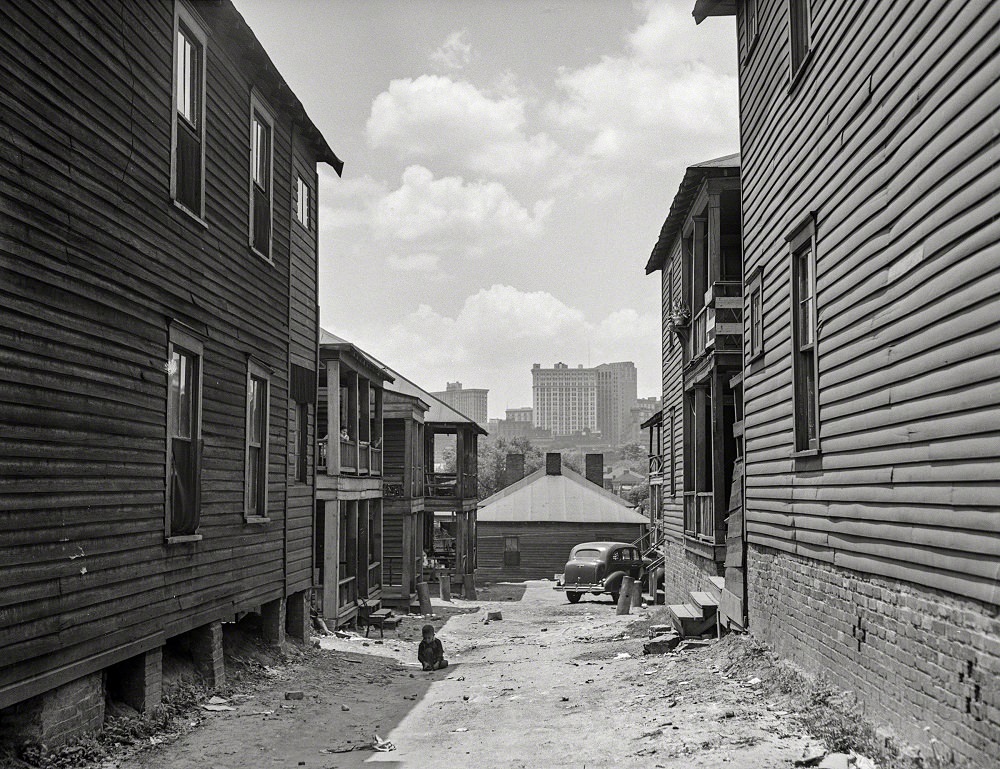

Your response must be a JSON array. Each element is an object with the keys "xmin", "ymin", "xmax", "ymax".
[
  {"xmin": 566, "ymin": 591, "xmax": 582, "ymax": 604},
  {"xmin": 610, "ymin": 591, "xmax": 620, "ymax": 604}
]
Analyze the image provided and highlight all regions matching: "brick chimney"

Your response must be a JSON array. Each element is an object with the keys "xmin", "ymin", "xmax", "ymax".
[
  {"xmin": 503, "ymin": 453, "xmax": 525, "ymax": 489},
  {"xmin": 585, "ymin": 453, "xmax": 604, "ymax": 487},
  {"xmin": 545, "ymin": 452, "xmax": 561, "ymax": 475}
]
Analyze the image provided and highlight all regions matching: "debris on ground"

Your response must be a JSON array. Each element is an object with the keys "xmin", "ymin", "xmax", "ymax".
[
  {"xmin": 486, "ymin": 610, "xmax": 503, "ymax": 621},
  {"xmin": 284, "ymin": 691, "xmax": 304, "ymax": 700},
  {"xmin": 643, "ymin": 634, "xmax": 682, "ymax": 655}
]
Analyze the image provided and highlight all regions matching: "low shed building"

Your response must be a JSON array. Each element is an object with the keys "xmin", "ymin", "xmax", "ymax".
[{"xmin": 477, "ymin": 453, "xmax": 649, "ymax": 581}]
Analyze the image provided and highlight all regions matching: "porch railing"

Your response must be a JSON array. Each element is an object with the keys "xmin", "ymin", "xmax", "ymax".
[
  {"xmin": 317, "ymin": 438, "xmax": 327, "ymax": 472},
  {"xmin": 337, "ymin": 575, "xmax": 357, "ymax": 610},
  {"xmin": 690, "ymin": 306, "xmax": 710, "ymax": 358},
  {"xmin": 426, "ymin": 472, "xmax": 458, "ymax": 497},
  {"xmin": 340, "ymin": 439, "xmax": 357, "ymax": 472},
  {"xmin": 648, "ymin": 454, "xmax": 663, "ymax": 476},
  {"xmin": 358, "ymin": 441, "xmax": 370, "ymax": 474},
  {"xmin": 370, "ymin": 447, "xmax": 382, "ymax": 476},
  {"xmin": 367, "ymin": 561, "xmax": 381, "ymax": 594}
]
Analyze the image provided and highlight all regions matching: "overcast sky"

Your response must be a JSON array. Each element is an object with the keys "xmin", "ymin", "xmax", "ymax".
[{"xmin": 234, "ymin": 0, "xmax": 738, "ymax": 418}]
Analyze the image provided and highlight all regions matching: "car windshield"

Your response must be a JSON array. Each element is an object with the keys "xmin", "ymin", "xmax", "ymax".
[{"xmin": 573, "ymin": 548, "xmax": 602, "ymax": 560}]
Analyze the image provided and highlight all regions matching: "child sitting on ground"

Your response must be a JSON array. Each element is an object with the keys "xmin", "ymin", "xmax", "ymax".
[{"xmin": 418, "ymin": 624, "xmax": 448, "ymax": 671}]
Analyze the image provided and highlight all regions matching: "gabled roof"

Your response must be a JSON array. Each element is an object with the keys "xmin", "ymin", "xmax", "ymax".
[
  {"xmin": 318, "ymin": 329, "xmax": 394, "ymax": 384},
  {"xmin": 645, "ymin": 153, "xmax": 740, "ymax": 274},
  {"xmin": 478, "ymin": 465, "xmax": 649, "ymax": 524},
  {"xmin": 692, "ymin": 0, "xmax": 736, "ymax": 23},
  {"xmin": 199, "ymin": 1, "xmax": 343, "ymax": 175}
]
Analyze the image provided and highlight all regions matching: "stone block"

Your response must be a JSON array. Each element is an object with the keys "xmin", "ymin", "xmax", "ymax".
[
  {"xmin": 261, "ymin": 597, "xmax": 286, "ymax": 646},
  {"xmin": 188, "ymin": 621, "xmax": 225, "ymax": 689},
  {"xmin": 643, "ymin": 634, "xmax": 681, "ymax": 655},
  {"xmin": 285, "ymin": 590, "xmax": 310, "ymax": 643}
]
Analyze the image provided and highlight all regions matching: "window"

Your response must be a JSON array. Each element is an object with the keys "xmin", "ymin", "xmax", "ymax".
[
  {"xmin": 789, "ymin": 218, "xmax": 819, "ymax": 452},
  {"xmin": 668, "ymin": 406, "xmax": 676, "ymax": 497},
  {"xmin": 296, "ymin": 176, "xmax": 310, "ymax": 229},
  {"xmin": 789, "ymin": 0, "xmax": 811, "ymax": 77},
  {"xmin": 171, "ymin": 3, "xmax": 206, "ymax": 217},
  {"xmin": 249, "ymin": 95, "xmax": 274, "ymax": 258},
  {"xmin": 503, "ymin": 536, "xmax": 520, "ymax": 567},
  {"xmin": 166, "ymin": 325, "xmax": 203, "ymax": 538},
  {"xmin": 245, "ymin": 361, "xmax": 270, "ymax": 518},
  {"xmin": 294, "ymin": 402, "xmax": 308, "ymax": 483},
  {"xmin": 748, "ymin": 267, "xmax": 764, "ymax": 360},
  {"xmin": 743, "ymin": 0, "xmax": 759, "ymax": 57}
]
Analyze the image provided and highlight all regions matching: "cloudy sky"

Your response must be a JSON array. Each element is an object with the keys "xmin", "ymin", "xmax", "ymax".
[{"xmin": 234, "ymin": 0, "xmax": 738, "ymax": 417}]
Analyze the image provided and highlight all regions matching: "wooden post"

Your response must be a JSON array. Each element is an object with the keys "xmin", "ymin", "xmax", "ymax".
[
  {"xmin": 463, "ymin": 574, "xmax": 477, "ymax": 600},
  {"xmin": 616, "ymin": 577, "xmax": 634, "ymax": 615},
  {"xmin": 439, "ymin": 576, "xmax": 452, "ymax": 601},
  {"xmin": 416, "ymin": 581, "xmax": 433, "ymax": 615},
  {"xmin": 630, "ymin": 579, "xmax": 643, "ymax": 609}
]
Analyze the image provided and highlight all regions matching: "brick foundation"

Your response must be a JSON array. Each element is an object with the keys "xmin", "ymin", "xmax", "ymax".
[
  {"xmin": 659, "ymin": 536, "xmax": 723, "ymax": 605},
  {"xmin": 107, "ymin": 647, "xmax": 162, "ymax": 713},
  {"xmin": 0, "ymin": 672, "xmax": 104, "ymax": 748},
  {"xmin": 748, "ymin": 543, "xmax": 1000, "ymax": 767},
  {"xmin": 187, "ymin": 621, "xmax": 225, "ymax": 689},
  {"xmin": 261, "ymin": 597, "xmax": 286, "ymax": 646},
  {"xmin": 285, "ymin": 591, "xmax": 309, "ymax": 643}
]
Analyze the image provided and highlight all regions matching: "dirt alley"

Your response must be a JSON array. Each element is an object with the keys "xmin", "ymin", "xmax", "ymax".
[{"xmin": 122, "ymin": 581, "xmax": 826, "ymax": 768}]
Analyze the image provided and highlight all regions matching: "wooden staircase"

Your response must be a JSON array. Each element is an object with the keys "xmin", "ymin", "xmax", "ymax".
[{"xmin": 667, "ymin": 576, "xmax": 725, "ymax": 637}]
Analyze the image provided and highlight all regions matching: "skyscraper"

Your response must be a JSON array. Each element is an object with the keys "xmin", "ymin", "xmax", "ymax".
[
  {"xmin": 531, "ymin": 361, "xmax": 637, "ymax": 443},
  {"xmin": 430, "ymin": 381, "xmax": 488, "ymax": 428},
  {"xmin": 596, "ymin": 362, "xmax": 638, "ymax": 445}
]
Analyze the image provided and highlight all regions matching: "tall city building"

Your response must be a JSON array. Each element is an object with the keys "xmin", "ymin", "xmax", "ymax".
[
  {"xmin": 430, "ymin": 381, "xmax": 488, "ymax": 428},
  {"xmin": 531, "ymin": 362, "xmax": 598, "ymax": 436},
  {"xmin": 596, "ymin": 361, "xmax": 638, "ymax": 445},
  {"xmin": 532, "ymin": 361, "xmax": 638, "ymax": 443}
]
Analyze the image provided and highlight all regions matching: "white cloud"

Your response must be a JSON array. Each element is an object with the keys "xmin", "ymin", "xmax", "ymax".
[
  {"xmin": 364, "ymin": 285, "xmax": 660, "ymax": 406},
  {"xmin": 323, "ymin": 166, "xmax": 551, "ymax": 264},
  {"xmin": 429, "ymin": 30, "xmax": 472, "ymax": 70},
  {"xmin": 545, "ymin": 1, "xmax": 738, "ymax": 188},
  {"xmin": 366, "ymin": 75, "xmax": 560, "ymax": 176}
]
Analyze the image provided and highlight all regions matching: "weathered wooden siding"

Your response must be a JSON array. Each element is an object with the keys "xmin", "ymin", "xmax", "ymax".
[
  {"xmin": 478, "ymin": 522, "xmax": 646, "ymax": 581},
  {"xmin": 740, "ymin": 0, "xmax": 1000, "ymax": 604},
  {"xmin": 0, "ymin": 0, "xmax": 323, "ymax": 708},
  {"xmin": 659, "ymin": 243, "xmax": 686, "ymax": 543}
]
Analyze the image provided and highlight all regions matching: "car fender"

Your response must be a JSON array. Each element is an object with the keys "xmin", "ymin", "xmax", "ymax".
[{"xmin": 603, "ymin": 570, "xmax": 627, "ymax": 592}]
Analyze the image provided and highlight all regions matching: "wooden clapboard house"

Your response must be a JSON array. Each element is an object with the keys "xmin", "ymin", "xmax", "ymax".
[
  {"xmin": 645, "ymin": 154, "xmax": 743, "ymax": 632},
  {"xmin": 0, "ymin": 0, "xmax": 341, "ymax": 743},
  {"xmin": 691, "ymin": 0, "xmax": 999, "ymax": 762},
  {"xmin": 315, "ymin": 332, "xmax": 390, "ymax": 628},
  {"xmin": 379, "ymin": 369, "xmax": 486, "ymax": 603}
]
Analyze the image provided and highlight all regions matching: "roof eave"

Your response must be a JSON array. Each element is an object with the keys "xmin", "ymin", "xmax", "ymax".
[{"xmin": 692, "ymin": 0, "xmax": 737, "ymax": 24}]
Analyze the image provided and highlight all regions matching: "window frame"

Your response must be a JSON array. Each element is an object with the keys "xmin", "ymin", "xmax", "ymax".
[
  {"xmin": 503, "ymin": 535, "xmax": 520, "ymax": 568},
  {"xmin": 741, "ymin": 0, "xmax": 759, "ymax": 61},
  {"xmin": 747, "ymin": 266, "xmax": 765, "ymax": 362},
  {"xmin": 788, "ymin": 0, "xmax": 812, "ymax": 83},
  {"xmin": 295, "ymin": 175, "xmax": 311, "ymax": 230},
  {"xmin": 248, "ymin": 93, "xmax": 276, "ymax": 261},
  {"xmin": 787, "ymin": 216, "xmax": 820, "ymax": 455},
  {"xmin": 170, "ymin": 1, "xmax": 208, "ymax": 221},
  {"xmin": 294, "ymin": 401, "xmax": 309, "ymax": 483},
  {"xmin": 668, "ymin": 406, "xmax": 676, "ymax": 497},
  {"xmin": 245, "ymin": 359, "xmax": 271, "ymax": 521},
  {"xmin": 166, "ymin": 323, "xmax": 204, "ymax": 541}
]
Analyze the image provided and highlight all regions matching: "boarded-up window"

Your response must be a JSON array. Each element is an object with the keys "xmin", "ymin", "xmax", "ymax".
[
  {"xmin": 789, "ymin": 219, "xmax": 819, "ymax": 452},
  {"xmin": 246, "ymin": 362, "xmax": 270, "ymax": 517},
  {"xmin": 249, "ymin": 97, "xmax": 274, "ymax": 258},
  {"xmin": 503, "ymin": 536, "xmax": 520, "ymax": 567},
  {"xmin": 167, "ymin": 325, "xmax": 203, "ymax": 536},
  {"xmin": 788, "ymin": 0, "xmax": 811, "ymax": 77},
  {"xmin": 172, "ymin": 7, "xmax": 206, "ymax": 216}
]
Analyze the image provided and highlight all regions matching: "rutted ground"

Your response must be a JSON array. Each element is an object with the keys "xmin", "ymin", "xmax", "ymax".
[{"xmin": 108, "ymin": 581, "xmax": 832, "ymax": 769}]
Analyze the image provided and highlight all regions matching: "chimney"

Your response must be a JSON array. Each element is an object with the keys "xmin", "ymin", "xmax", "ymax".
[
  {"xmin": 585, "ymin": 453, "xmax": 604, "ymax": 487},
  {"xmin": 545, "ymin": 452, "xmax": 561, "ymax": 475},
  {"xmin": 503, "ymin": 453, "xmax": 525, "ymax": 489}
]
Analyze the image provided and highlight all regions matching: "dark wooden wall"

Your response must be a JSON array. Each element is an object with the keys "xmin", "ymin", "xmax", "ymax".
[
  {"xmin": 0, "ymin": 0, "xmax": 323, "ymax": 708},
  {"xmin": 478, "ymin": 522, "xmax": 646, "ymax": 581},
  {"xmin": 659, "ymin": 242, "xmax": 685, "ymax": 543},
  {"xmin": 738, "ymin": 0, "xmax": 1000, "ymax": 604}
]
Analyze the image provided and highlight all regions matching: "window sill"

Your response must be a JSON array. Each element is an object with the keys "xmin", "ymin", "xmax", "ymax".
[
  {"xmin": 791, "ymin": 448, "xmax": 821, "ymax": 458},
  {"xmin": 167, "ymin": 534, "xmax": 203, "ymax": 544},
  {"xmin": 249, "ymin": 246, "xmax": 275, "ymax": 266},
  {"xmin": 244, "ymin": 516, "xmax": 271, "ymax": 525},
  {"xmin": 683, "ymin": 535, "xmax": 725, "ymax": 563},
  {"xmin": 171, "ymin": 199, "xmax": 208, "ymax": 228},
  {"xmin": 787, "ymin": 49, "xmax": 815, "ymax": 96}
]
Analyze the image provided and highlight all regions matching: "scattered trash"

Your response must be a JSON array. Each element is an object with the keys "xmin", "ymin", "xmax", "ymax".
[
  {"xmin": 648, "ymin": 624, "xmax": 672, "ymax": 638},
  {"xmin": 643, "ymin": 670, "xmax": 656, "ymax": 676},
  {"xmin": 638, "ymin": 728, "xmax": 663, "ymax": 739},
  {"xmin": 486, "ymin": 610, "xmax": 503, "ymax": 621},
  {"xmin": 451, "ymin": 727, "xmax": 469, "ymax": 733},
  {"xmin": 149, "ymin": 736, "xmax": 164, "ymax": 746},
  {"xmin": 795, "ymin": 746, "xmax": 827, "ymax": 766},
  {"xmin": 584, "ymin": 679, "xmax": 594, "ymax": 684},
  {"xmin": 342, "ymin": 657, "xmax": 364, "ymax": 664},
  {"xmin": 722, "ymin": 710, "xmax": 736, "ymax": 719},
  {"xmin": 334, "ymin": 630, "xmax": 351, "ymax": 639},
  {"xmin": 457, "ymin": 676, "xmax": 466, "ymax": 681},
  {"xmin": 540, "ymin": 627, "xmax": 548, "ymax": 632},
  {"xmin": 614, "ymin": 652, "xmax": 632, "ymax": 660},
  {"xmin": 201, "ymin": 703, "xmax": 235, "ymax": 712},
  {"xmin": 643, "ymin": 634, "xmax": 682, "ymax": 655},
  {"xmin": 239, "ymin": 710, "xmax": 275, "ymax": 717},
  {"xmin": 341, "ymin": 704, "xmax": 351, "ymax": 711},
  {"xmin": 373, "ymin": 734, "xmax": 396, "ymax": 752},
  {"xmin": 560, "ymin": 696, "xmax": 570, "ymax": 702},
  {"xmin": 207, "ymin": 696, "xmax": 229, "ymax": 705},
  {"xmin": 462, "ymin": 695, "xmax": 470, "ymax": 701},
  {"xmin": 676, "ymin": 640, "xmax": 710, "ymax": 652},
  {"xmin": 746, "ymin": 677, "xmax": 762, "ymax": 687},
  {"xmin": 817, "ymin": 755, "xmax": 851, "ymax": 769},
  {"xmin": 285, "ymin": 691, "xmax": 304, "ymax": 701}
]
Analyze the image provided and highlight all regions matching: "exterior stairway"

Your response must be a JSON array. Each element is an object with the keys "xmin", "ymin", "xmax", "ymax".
[{"xmin": 667, "ymin": 575, "xmax": 725, "ymax": 637}]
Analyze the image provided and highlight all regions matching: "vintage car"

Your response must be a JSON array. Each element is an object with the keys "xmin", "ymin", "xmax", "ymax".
[{"xmin": 554, "ymin": 541, "xmax": 646, "ymax": 603}]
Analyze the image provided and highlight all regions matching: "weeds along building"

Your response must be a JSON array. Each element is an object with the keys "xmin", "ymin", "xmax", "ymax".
[{"xmin": 0, "ymin": 0, "xmax": 340, "ymax": 746}]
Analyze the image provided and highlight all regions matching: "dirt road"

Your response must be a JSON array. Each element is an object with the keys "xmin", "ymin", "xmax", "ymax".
[{"xmin": 125, "ymin": 581, "xmax": 823, "ymax": 768}]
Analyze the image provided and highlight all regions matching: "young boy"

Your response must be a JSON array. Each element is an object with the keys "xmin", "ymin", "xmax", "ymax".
[{"xmin": 418, "ymin": 624, "xmax": 448, "ymax": 671}]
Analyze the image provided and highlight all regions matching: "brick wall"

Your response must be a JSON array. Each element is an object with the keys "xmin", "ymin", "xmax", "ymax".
[
  {"xmin": 748, "ymin": 543, "xmax": 1000, "ymax": 767},
  {"xmin": 0, "ymin": 672, "xmax": 104, "ymax": 748},
  {"xmin": 659, "ymin": 536, "xmax": 722, "ymax": 605}
]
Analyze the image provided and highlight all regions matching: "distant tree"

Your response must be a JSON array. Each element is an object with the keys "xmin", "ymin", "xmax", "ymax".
[
  {"xmin": 476, "ymin": 436, "xmax": 544, "ymax": 500},
  {"xmin": 621, "ymin": 442, "xmax": 645, "ymax": 462},
  {"xmin": 626, "ymin": 479, "xmax": 650, "ymax": 516}
]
